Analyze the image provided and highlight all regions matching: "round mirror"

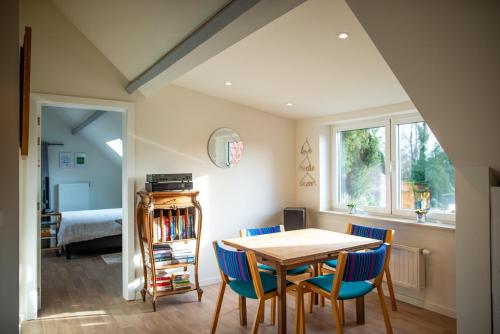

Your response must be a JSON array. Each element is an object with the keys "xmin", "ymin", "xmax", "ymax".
[{"xmin": 207, "ymin": 127, "xmax": 243, "ymax": 168}]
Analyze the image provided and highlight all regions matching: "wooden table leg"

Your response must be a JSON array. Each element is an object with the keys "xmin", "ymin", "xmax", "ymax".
[
  {"xmin": 356, "ymin": 296, "xmax": 365, "ymax": 324},
  {"xmin": 276, "ymin": 264, "xmax": 287, "ymax": 334}
]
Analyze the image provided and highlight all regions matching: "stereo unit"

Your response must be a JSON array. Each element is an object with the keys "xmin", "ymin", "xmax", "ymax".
[{"xmin": 146, "ymin": 173, "xmax": 193, "ymax": 192}]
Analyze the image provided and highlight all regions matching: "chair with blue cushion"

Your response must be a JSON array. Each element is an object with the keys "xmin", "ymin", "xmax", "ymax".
[
  {"xmin": 295, "ymin": 244, "xmax": 393, "ymax": 334},
  {"xmin": 321, "ymin": 224, "xmax": 397, "ymax": 311},
  {"xmin": 211, "ymin": 241, "xmax": 296, "ymax": 334},
  {"xmin": 240, "ymin": 225, "xmax": 315, "ymax": 315}
]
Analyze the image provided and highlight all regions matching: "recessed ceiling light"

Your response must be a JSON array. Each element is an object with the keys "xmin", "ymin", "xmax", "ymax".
[
  {"xmin": 338, "ymin": 32, "xmax": 349, "ymax": 39},
  {"xmin": 225, "ymin": 81, "xmax": 232, "ymax": 86},
  {"xmin": 286, "ymin": 102, "xmax": 293, "ymax": 107}
]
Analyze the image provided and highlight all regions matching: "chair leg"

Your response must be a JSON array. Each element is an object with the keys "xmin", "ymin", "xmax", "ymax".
[
  {"xmin": 210, "ymin": 281, "xmax": 226, "ymax": 334},
  {"xmin": 252, "ymin": 299, "xmax": 265, "ymax": 334},
  {"xmin": 271, "ymin": 296, "xmax": 276, "ymax": 326},
  {"xmin": 320, "ymin": 295, "xmax": 325, "ymax": 307},
  {"xmin": 260, "ymin": 300, "xmax": 265, "ymax": 323},
  {"xmin": 339, "ymin": 300, "xmax": 345, "ymax": 325},
  {"xmin": 355, "ymin": 296, "xmax": 365, "ymax": 324},
  {"xmin": 239, "ymin": 296, "xmax": 247, "ymax": 326},
  {"xmin": 331, "ymin": 298, "xmax": 344, "ymax": 334},
  {"xmin": 385, "ymin": 268, "xmax": 398, "ymax": 311},
  {"xmin": 295, "ymin": 286, "xmax": 305, "ymax": 334},
  {"xmin": 376, "ymin": 285, "xmax": 393, "ymax": 334},
  {"xmin": 308, "ymin": 291, "xmax": 314, "ymax": 313}
]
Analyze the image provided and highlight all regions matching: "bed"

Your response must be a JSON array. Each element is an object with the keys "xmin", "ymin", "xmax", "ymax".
[{"xmin": 58, "ymin": 208, "xmax": 122, "ymax": 259}]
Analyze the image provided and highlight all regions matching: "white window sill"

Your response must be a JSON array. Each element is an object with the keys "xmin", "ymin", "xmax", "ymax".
[{"xmin": 319, "ymin": 210, "xmax": 456, "ymax": 231}]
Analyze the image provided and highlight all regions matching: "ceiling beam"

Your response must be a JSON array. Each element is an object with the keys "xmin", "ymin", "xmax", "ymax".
[
  {"xmin": 127, "ymin": 0, "xmax": 305, "ymax": 95},
  {"xmin": 126, "ymin": 0, "xmax": 261, "ymax": 94},
  {"xmin": 71, "ymin": 110, "xmax": 105, "ymax": 135}
]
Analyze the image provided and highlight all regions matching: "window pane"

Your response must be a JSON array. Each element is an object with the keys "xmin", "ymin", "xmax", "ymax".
[
  {"xmin": 338, "ymin": 126, "xmax": 386, "ymax": 208},
  {"xmin": 397, "ymin": 122, "xmax": 455, "ymax": 212}
]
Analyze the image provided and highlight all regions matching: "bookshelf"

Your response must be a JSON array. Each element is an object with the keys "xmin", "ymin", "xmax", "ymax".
[
  {"xmin": 40, "ymin": 212, "xmax": 61, "ymax": 255},
  {"xmin": 136, "ymin": 190, "xmax": 203, "ymax": 311}
]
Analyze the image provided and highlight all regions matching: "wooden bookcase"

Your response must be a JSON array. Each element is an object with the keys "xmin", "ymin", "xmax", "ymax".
[{"xmin": 136, "ymin": 190, "xmax": 203, "ymax": 311}]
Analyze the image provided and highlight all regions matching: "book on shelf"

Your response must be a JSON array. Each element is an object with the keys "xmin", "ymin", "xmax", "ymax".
[
  {"xmin": 150, "ymin": 209, "xmax": 197, "ymax": 243},
  {"xmin": 148, "ymin": 272, "xmax": 172, "ymax": 292},
  {"xmin": 172, "ymin": 272, "xmax": 191, "ymax": 290}
]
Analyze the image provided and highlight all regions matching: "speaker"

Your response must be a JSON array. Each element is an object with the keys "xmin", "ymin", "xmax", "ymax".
[{"xmin": 283, "ymin": 207, "xmax": 306, "ymax": 231}]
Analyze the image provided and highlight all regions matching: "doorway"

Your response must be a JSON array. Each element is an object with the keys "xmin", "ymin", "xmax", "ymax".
[{"xmin": 20, "ymin": 94, "xmax": 135, "ymax": 320}]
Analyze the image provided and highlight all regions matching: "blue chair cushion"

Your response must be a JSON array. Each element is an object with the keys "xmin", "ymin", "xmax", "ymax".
[
  {"xmin": 324, "ymin": 259, "xmax": 338, "ymax": 269},
  {"xmin": 257, "ymin": 263, "xmax": 309, "ymax": 275},
  {"xmin": 228, "ymin": 272, "xmax": 292, "ymax": 299},
  {"xmin": 306, "ymin": 274, "xmax": 375, "ymax": 300}
]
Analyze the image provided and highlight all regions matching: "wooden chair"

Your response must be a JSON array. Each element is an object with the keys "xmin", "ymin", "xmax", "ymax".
[
  {"xmin": 295, "ymin": 243, "xmax": 393, "ymax": 334},
  {"xmin": 240, "ymin": 225, "xmax": 315, "ymax": 318},
  {"xmin": 211, "ymin": 241, "xmax": 296, "ymax": 334},
  {"xmin": 320, "ymin": 224, "xmax": 397, "ymax": 311}
]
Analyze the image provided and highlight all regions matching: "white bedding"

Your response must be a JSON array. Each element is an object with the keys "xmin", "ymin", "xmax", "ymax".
[{"xmin": 58, "ymin": 208, "xmax": 122, "ymax": 246}]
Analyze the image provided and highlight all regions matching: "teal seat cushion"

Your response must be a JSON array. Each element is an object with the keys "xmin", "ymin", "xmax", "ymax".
[
  {"xmin": 228, "ymin": 272, "xmax": 292, "ymax": 299},
  {"xmin": 257, "ymin": 263, "xmax": 309, "ymax": 275},
  {"xmin": 306, "ymin": 274, "xmax": 375, "ymax": 300},
  {"xmin": 324, "ymin": 259, "xmax": 337, "ymax": 268}
]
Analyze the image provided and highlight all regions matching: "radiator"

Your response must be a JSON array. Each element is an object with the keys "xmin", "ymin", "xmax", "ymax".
[{"xmin": 386, "ymin": 244, "xmax": 427, "ymax": 290}]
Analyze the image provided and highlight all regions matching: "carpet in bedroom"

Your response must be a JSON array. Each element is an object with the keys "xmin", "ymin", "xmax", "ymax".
[{"xmin": 100, "ymin": 252, "xmax": 122, "ymax": 264}]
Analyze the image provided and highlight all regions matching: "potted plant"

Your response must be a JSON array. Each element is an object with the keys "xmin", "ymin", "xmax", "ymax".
[
  {"xmin": 347, "ymin": 202, "xmax": 358, "ymax": 215},
  {"xmin": 415, "ymin": 208, "xmax": 429, "ymax": 222}
]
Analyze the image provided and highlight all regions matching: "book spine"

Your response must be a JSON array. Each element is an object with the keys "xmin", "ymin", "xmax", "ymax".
[{"xmin": 160, "ymin": 210, "xmax": 165, "ymax": 242}]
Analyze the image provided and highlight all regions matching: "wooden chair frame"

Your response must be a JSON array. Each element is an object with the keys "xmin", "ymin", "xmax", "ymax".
[
  {"xmin": 240, "ymin": 225, "xmax": 315, "ymax": 319},
  {"xmin": 211, "ymin": 241, "xmax": 296, "ymax": 334},
  {"xmin": 296, "ymin": 243, "xmax": 393, "ymax": 334},
  {"xmin": 320, "ymin": 224, "xmax": 397, "ymax": 311}
]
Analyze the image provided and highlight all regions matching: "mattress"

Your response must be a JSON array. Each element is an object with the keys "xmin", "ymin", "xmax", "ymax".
[{"xmin": 58, "ymin": 208, "xmax": 122, "ymax": 246}]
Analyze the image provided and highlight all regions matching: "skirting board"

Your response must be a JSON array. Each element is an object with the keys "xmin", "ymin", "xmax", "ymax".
[{"xmin": 379, "ymin": 286, "xmax": 456, "ymax": 318}]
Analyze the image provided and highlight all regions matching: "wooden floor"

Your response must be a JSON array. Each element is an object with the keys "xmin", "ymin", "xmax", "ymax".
[{"xmin": 22, "ymin": 253, "xmax": 456, "ymax": 334}]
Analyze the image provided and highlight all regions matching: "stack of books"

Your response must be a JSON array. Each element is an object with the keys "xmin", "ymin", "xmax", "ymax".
[
  {"xmin": 172, "ymin": 272, "xmax": 191, "ymax": 290},
  {"xmin": 148, "ymin": 271, "xmax": 172, "ymax": 292},
  {"xmin": 152, "ymin": 244, "xmax": 172, "ymax": 266},
  {"xmin": 171, "ymin": 242, "xmax": 195, "ymax": 265}
]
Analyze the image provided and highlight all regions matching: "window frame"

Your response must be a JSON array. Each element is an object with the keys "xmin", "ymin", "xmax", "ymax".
[
  {"xmin": 332, "ymin": 114, "xmax": 456, "ymax": 222},
  {"xmin": 331, "ymin": 119, "xmax": 391, "ymax": 215}
]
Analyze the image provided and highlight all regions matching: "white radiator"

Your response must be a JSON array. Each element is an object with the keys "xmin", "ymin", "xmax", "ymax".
[{"xmin": 386, "ymin": 244, "xmax": 427, "ymax": 290}]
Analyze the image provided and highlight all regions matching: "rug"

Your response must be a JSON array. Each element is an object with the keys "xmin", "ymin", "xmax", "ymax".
[{"xmin": 100, "ymin": 252, "xmax": 122, "ymax": 264}]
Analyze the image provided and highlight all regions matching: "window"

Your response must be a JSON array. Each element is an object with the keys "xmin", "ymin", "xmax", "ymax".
[
  {"xmin": 333, "ymin": 115, "xmax": 455, "ymax": 220},
  {"xmin": 106, "ymin": 138, "xmax": 123, "ymax": 157}
]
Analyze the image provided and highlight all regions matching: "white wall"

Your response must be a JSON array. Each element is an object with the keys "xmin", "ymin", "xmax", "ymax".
[
  {"xmin": 42, "ymin": 107, "xmax": 122, "ymax": 210},
  {"xmin": 135, "ymin": 84, "xmax": 296, "ymax": 284},
  {"xmin": 295, "ymin": 102, "xmax": 457, "ymax": 317},
  {"xmin": 0, "ymin": 0, "xmax": 19, "ymax": 331}
]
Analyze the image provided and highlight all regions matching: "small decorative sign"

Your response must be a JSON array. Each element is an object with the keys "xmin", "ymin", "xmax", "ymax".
[{"xmin": 299, "ymin": 137, "xmax": 316, "ymax": 187}]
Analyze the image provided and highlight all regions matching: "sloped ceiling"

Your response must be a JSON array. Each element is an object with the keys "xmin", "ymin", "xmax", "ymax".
[
  {"xmin": 345, "ymin": 0, "xmax": 500, "ymax": 173},
  {"xmin": 173, "ymin": 0, "xmax": 410, "ymax": 119},
  {"xmin": 45, "ymin": 106, "xmax": 123, "ymax": 166},
  {"xmin": 50, "ymin": 0, "xmax": 229, "ymax": 82}
]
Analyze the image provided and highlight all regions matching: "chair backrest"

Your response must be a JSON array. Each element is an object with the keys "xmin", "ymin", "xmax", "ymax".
[
  {"xmin": 331, "ymin": 243, "xmax": 390, "ymax": 298},
  {"xmin": 348, "ymin": 224, "xmax": 393, "ymax": 244},
  {"xmin": 240, "ymin": 224, "xmax": 284, "ymax": 237},
  {"xmin": 214, "ymin": 242, "xmax": 252, "ymax": 282},
  {"xmin": 342, "ymin": 244, "xmax": 387, "ymax": 282}
]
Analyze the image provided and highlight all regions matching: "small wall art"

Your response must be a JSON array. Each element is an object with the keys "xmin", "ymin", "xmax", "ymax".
[
  {"xmin": 75, "ymin": 152, "xmax": 87, "ymax": 168},
  {"xmin": 299, "ymin": 138, "xmax": 317, "ymax": 187},
  {"xmin": 59, "ymin": 152, "xmax": 73, "ymax": 169}
]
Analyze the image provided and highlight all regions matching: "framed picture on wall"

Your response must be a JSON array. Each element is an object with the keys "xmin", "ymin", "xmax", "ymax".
[
  {"xmin": 59, "ymin": 152, "xmax": 73, "ymax": 169},
  {"xmin": 75, "ymin": 152, "xmax": 86, "ymax": 168}
]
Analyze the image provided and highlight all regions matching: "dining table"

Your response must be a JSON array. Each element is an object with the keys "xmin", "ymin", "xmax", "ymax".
[{"xmin": 222, "ymin": 228, "xmax": 382, "ymax": 333}]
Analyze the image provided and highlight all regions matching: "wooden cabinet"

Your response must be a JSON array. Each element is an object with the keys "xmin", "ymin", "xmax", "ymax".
[{"xmin": 136, "ymin": 190, "xmax": 203, "ymax": 311}]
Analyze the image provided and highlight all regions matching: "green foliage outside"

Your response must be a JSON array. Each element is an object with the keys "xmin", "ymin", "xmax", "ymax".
[{"xmin": 340, "ymin": 122, "xmax": 455, "ymax": 211}]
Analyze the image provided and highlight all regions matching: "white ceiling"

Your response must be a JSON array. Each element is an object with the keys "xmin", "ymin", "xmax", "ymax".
[
  {"xmin": 50, "ymin": 0, "xmax": 229, "ymax": 81},
  {"xmin": 45, "ymin": 106, "xmax": 123, "ymax": 166},
  {"xmin": 173, "ymin": 0, "xmax": 410, "ymax": 119}
]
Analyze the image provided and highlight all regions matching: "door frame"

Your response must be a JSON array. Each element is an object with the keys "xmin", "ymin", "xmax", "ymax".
[{"xmin": 20, "ymin": 93, "xmax": 136, "ymax": 320}]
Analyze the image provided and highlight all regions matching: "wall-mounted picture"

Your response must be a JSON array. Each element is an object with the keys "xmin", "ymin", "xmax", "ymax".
[
  {"xmin": 20, "ymin": 26, "xmax": 32, "ymax": 156},
  {"xmin": 59, "ymin": 152, "xmax": 73, "ymax": 169},
  {"xmin": 75, "ymin": 152, "xmax": 87, "ymax": 167}
]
